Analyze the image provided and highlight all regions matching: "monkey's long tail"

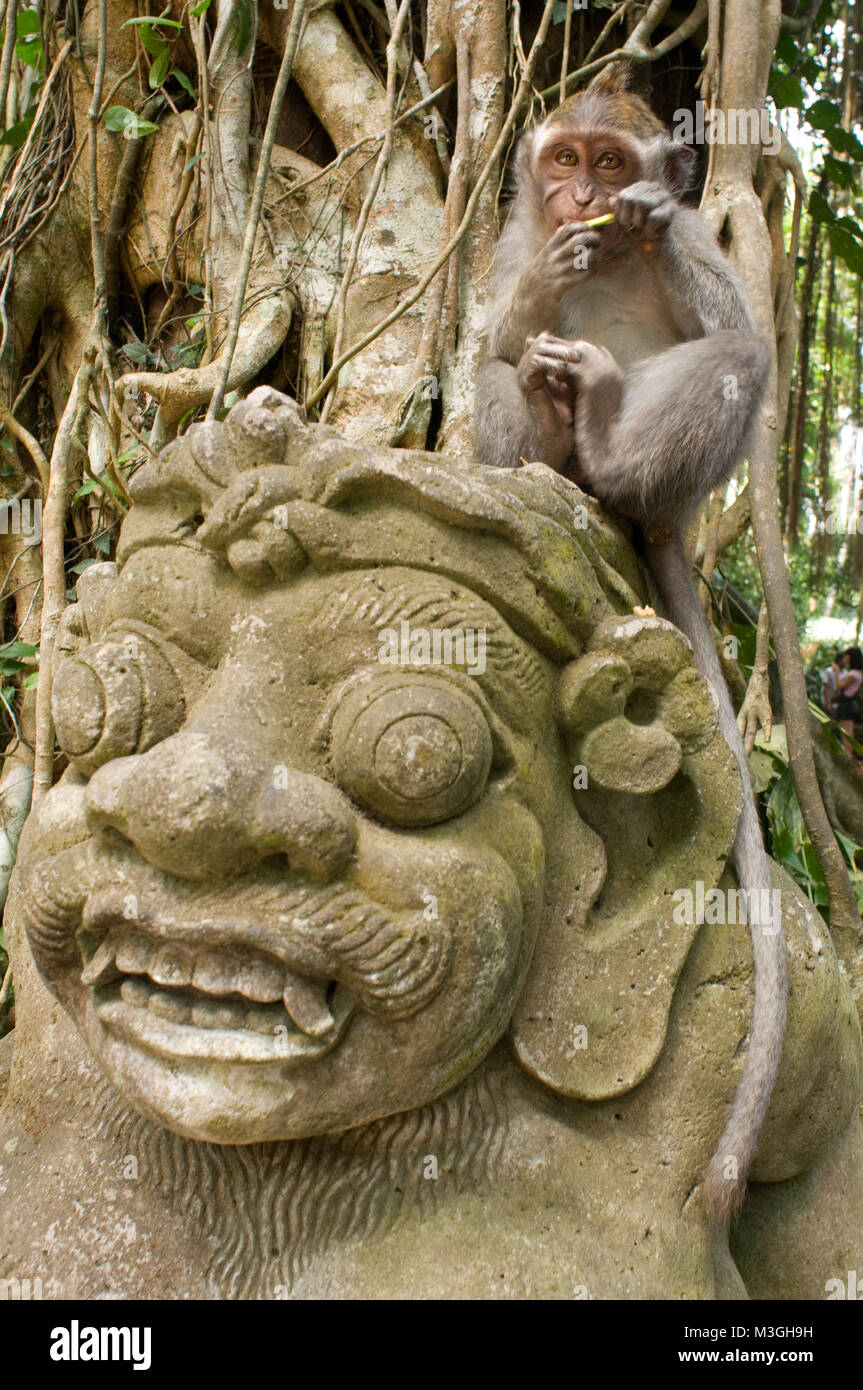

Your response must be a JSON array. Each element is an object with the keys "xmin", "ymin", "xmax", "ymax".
[{"xmin": 646, "ymin": 537, "xmax": 788, "ymax": 1223}]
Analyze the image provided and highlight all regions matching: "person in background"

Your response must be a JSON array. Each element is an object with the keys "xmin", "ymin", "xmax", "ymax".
[
  {"xmin": 834, "ymin": 646, "xmax": 863, "ymax": 762},
  {"xmin": 821, "ymin": 660, "xmax": 839, "ymax": 718}
]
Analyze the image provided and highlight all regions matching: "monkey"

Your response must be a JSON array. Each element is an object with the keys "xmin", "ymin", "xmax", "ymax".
[{"xmin": 475, "ymin": 65, "xmax": 785, "ymax": 1223}]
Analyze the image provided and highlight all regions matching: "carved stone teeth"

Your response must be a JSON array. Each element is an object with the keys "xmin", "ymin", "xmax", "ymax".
[
  {"xmin": 192, "ymin": 948, "xmax": 245, "ymax": 997},
  {"xmin": 109, "ymin": 934, "xmax": 338, "ymax": 1038},
  {"xmin": 149, "ymin": 945, "xmax": 193, "ymax": 989},
  {"xmin": 282, "ymin": 973, "xmax": 335, "ymax": 1037},
  {"xmin": 115, "ymin": 933, "xmax": 152, "ymax": 975},
  {"xmin": 190, "ymin": 998, "xmax": 242, "ymax": 1030},
  {"xmin": 245, "ymin": 1004, "xmax": 283, "ymax": 1035},
  {"xmin": 81, "ymin": 936, "xmax": 118, "ymax": 986},
  {"xmin": 148, "ymin": 990, "xmax": 192, "ymax": 1025},
  {"xmin": 120, "ymin": 977, "xmax": 152, "ymax": 1008},
  {"xmin": 238, "ymin": 958, "xmax": 285, "ymax": 1003}
]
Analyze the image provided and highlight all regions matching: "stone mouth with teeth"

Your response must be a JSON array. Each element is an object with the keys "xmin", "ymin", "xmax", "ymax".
[{"xmin": 78, "ymin": 928, "xmax": 351, "ymax": 1044}]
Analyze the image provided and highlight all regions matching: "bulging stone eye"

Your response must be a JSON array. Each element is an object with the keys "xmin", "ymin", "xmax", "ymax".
[
  {"xmin": 330, "ymin": 677, "xmax": 493, "ymax": 826},
  {"xmin": 51, "ymin": 629, "xmax": 185, "ymax": 777}
]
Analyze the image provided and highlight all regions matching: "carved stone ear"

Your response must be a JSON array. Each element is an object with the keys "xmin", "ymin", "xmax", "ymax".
[
  {"xmin": 665, "ymin": 137, "xmax": 697, "ymax": 194},
  {"xmin": 53, "ymin": 561, "xmax": 118, "ymax": 667},
  {"xmin": 510, "ymin": 616, "xmax": 738, "ymax": 1101},
  {"xmin": 556, "ymin": 615, "xmax": 717, "ymax": 794}
]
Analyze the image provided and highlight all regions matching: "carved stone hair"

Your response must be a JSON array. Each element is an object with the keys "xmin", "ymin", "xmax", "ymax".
[{"xmin": 124, "ymin": 388, "xmax": 647, "ymax": 659}]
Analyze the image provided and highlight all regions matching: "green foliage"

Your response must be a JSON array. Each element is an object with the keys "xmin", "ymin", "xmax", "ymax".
[
  {"xmin": 14, "ymin": 8, "xmax": 42, "ymax": 70},
  {"xmin": 0, "ymin": 104, "xmax": 37, "ymax": 147},
  {"xmin": 757, "ymin": 738, "xmax": 863, "ymax": 919},
  {"xmin": 119, "ymin": 15, "xmax": 193, "ymax": 101},
  {"xmin": 0, "ymin": 640, "xmax": 38, "ymax": 723},
  {"xmin": 236, "ymin": 0, "xmax": 253, "ymax": 54},
  {"xmin": 103, "ymin": 106, "xmax": 159, "ymax": 139},
  {"xmin": 770, "ymin": 5, "xmax": 863, "ymax": 278}
]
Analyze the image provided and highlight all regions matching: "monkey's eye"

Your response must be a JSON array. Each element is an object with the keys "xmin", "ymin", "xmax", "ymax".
[
  {"xmin": 596, "ymin": 150, "xmax": 624, "ymax": 170},
  {"xmin": 554, "ymin": 148, "xmax": 578, "ymax": 167}
]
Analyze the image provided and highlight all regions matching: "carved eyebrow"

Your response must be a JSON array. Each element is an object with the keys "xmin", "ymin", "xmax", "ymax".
[{"xmin": 309, "ymin": 580, "xmax": 549, "ymax": 702}]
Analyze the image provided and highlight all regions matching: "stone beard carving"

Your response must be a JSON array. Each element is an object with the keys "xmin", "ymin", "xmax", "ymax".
[{"xmin": 6, "ymin": 388, "xmax": 862, "ymax": 1299}]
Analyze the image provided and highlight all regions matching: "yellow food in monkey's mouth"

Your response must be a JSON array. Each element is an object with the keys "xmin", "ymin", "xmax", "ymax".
[{"xmin": 583, "ymin": 213, "xmax": 616, "ymax": 227}]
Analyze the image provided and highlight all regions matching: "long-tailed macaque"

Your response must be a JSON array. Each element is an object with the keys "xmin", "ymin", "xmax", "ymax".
[{"xmin": 475, "ymin": 67, "xmax": 785, "ymax": 1222}]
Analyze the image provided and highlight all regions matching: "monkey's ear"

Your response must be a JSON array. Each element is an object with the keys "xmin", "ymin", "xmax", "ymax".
[
  {"xmin": 665, "ymin": 137, "xmax": 697, "ymax": 194},
  {"xmin": 585, "ymin": 59, "xmax": 635, "ymax": 95}
]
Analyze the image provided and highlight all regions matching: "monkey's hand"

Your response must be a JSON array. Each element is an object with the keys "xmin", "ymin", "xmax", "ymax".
[
  {"xmin": 527, "ymin": 222, "xmax": 603, "ymax": 295},
  {"xmin": 612, "ymin": 181, "xmax": 677, "ymax": 254},
  {"xmin": 517, "ymin": 332, "xmax": 582, "ymax": 473},
  {"xmin": 559, "ymin": 340, "xmax": 626, "ymax": 486}
]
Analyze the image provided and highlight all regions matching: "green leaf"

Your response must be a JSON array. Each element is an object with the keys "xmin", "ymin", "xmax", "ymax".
[
  {"xmin": 69, "ymin": 558, "xmax": 98, "ymax": 575},
  {"xmin": 805, "ymin": 98, "xmax": 842, "ymax": 130},
  {"xmin": 149, "ymin": 46, "xmax": 171, "ymax": 90},
  {"xmin": 0, "ymin": 641, "xmax": 37, "ymax": 661},
  {"xmin": 0, "ymin": 104, "xmax": 37, "ymax": 147},
  {"xmin": 103, "ymin": 105, "xmax": 160, "ymax": 138},
  {"xmin": 122, "ymin": 16, "xmax": 183, "ymax": 28},
  {"xmin": 808, "ymin": 188, "xmax": 832, "ymax": 223},
  {"xmin": 15, "ymin": 34, "xmax": 42, "ymax": 66},
  {"xmin": 828, "ymin": 223, "xmax": 863, "ymax": 276},
  {"xmin": 774, "ymin": 33, "xmax": 797, "ymax": 65},
  {"xmin": 93, "ymin": 531, "xmax": 113, "ymax": 555},
  {"xmin": 73, "ymin": 474, "xmax": 121, "ymax": 504},
  {"xmin": 835, "ymin": 828, "xmax": 863, "ymax": 870},
  {"xmin": 102, "ymin": 105, "xmax": 132, "ymax": 132},
  {"xmin": 825, "ymin": 125, "xmax": 863, "ymax": 161},
  {"xmin": 139, "ymin": 26, "xmax": 168, "ymax": 58},
  {"xmin": 16, "ymin": 10, "xmax": 40, "ymax": 35},
  {"xmin": 236, "ymin": 0, "xmax": 252, "ymax": 53},
  {"xmin": 174, "ymin": 69, "xmax": 195, "ymax": 97},
  {"xmin": 120, "ymin": 339, "xmax": 150, "ymax": 364},
  {"xmin": 766, "ymin": 769, "xmax": 831, "ymax": 910},
  {"xmin": 184, "ymin": 151, "xmax": 203, "ymax": 171},
  {"xmin": 191, "ymin": 0, "xmax": 211, "ymax": 15},
  {"xmin": 824, "ymin": 153, "xmax": 858, "ymax": 191},
  {"xmin": 21, "ymin": 672, "xmax": 38, "ymax": 691},
  {"xmin": 834, "ymin": 214, "xmax": 863, "ymax": 241},
  {"xmin": 800, "ymin": 57, "xmax": 820, "ymax": 86},
  {"xmin": 771, "ymin": 72, "xmax": 805, "ymax": 109}
]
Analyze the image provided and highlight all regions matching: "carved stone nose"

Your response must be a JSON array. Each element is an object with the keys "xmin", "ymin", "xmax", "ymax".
[{"xmin": 84, "ymin": 730, "xmax": 357, "ymax": 882}]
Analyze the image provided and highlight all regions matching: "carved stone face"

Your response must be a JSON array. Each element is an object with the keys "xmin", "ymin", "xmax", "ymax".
[{"xmin": 19, "ymin": 390, "xmax": 727, "ymax": 1144}]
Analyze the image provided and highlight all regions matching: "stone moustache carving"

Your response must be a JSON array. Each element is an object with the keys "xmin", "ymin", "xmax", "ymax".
[{"xmin": 1, "ymin": 388, "xmax": 861, "ymax": 1299}]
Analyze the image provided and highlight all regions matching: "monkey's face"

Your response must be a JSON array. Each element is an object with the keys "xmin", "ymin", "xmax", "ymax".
[{"xmin": 532, "ymin": 121, "xmax": 642, "ymax": 236}]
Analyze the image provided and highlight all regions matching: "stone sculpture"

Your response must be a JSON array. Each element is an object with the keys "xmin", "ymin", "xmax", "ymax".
[{"xmin": 1, "ymin": 389, "xmax": 860, "ymax": 1298}]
